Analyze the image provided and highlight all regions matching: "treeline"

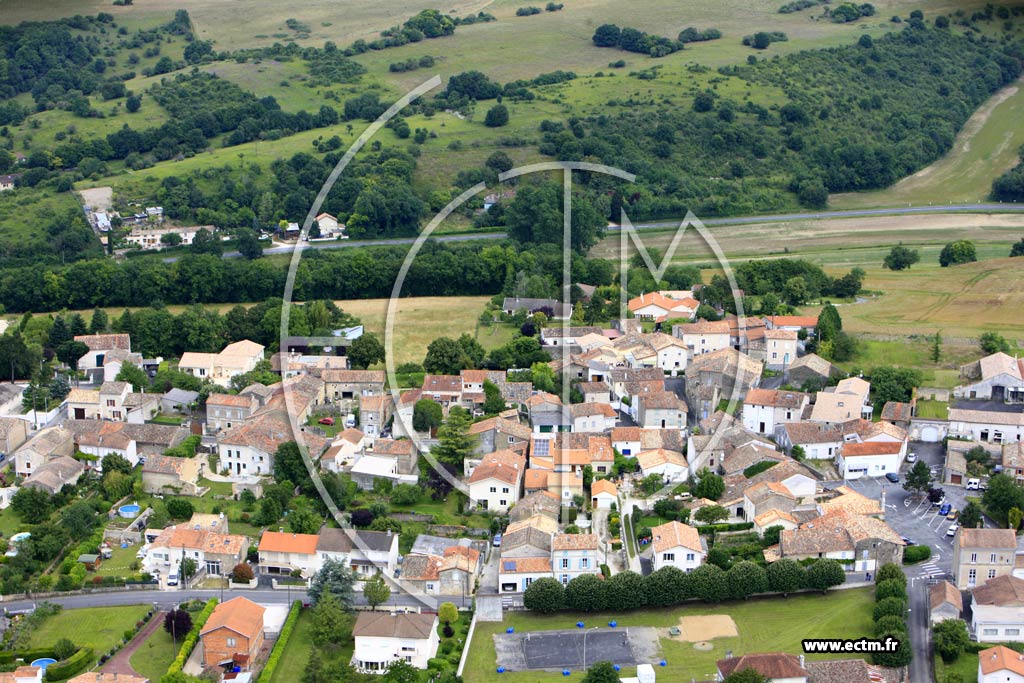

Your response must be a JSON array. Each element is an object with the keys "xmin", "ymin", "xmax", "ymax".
[
  {"xmin": 0, "ymin": 238, "xmax": 619, "ymax": 314},
  {"xmin": 734, "ymin": 259, "xmax": 865, "ymax": 303},
  {"xmin": 545, "ymin": 26, "xmax": 1023, "ymax": 216},
  {"xmin": 991, "ymin": 145, "xmax": 1024, "ymax": 201}
]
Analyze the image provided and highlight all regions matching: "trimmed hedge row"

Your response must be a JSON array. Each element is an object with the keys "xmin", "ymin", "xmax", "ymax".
[
  {"xmin": 697, "ymin": 522, "xmax": 755, "ymax": 535},
  {"xmin": 256, "ymin": 600, "xmax": 301, "ymax": 683},
  {"xmin": 903, "ymin": 545, "xmax": 932, "ymax": 564},
  {"xmin": 0, "ymin": 648, "xmax": 55, "ymax": 665},
  {"xmin": 167, "ymin": 598, "xmax": 218, "ymax": 675},
  {"xmin": 46, "ymin": 647, "xmax": 93, "ymax": 681}
]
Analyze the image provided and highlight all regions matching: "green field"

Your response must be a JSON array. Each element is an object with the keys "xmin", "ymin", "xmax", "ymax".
[
  {"xmin": 464, "ymin": 588, "xmax": 875, "ymax": 683},
  {"xmin": 935, "ymin": 653, "xmax": 979, "ymax": 683},
  {"xmin": 28, "ymin": 604, "xmax": 150, "ymax": 655},
  {"xmin": 129, "ymin": 624, "xmax": 179, "ymax": 683},
  {"xmin": 268, "ymin": 607, "xmax": 353, "ymax": 683}
]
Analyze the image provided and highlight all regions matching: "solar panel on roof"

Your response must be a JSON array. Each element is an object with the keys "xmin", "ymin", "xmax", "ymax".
[{"xmin": 503, "ymin": 561, "xmax": 516, "ymax": 571}]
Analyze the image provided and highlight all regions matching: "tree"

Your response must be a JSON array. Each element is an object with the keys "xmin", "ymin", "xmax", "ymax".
[
  {"xmin": 983, "ymin": 473, "xmax": 1024, "ymax": 524},
  {"xmin": 364, "ymin": 572, "xmax": 391, "ymax": 610},
  {"xmin": 126, "ymin": 95, "xmax": 141, "ymax": 112},
  {"xmin": 424, "ymin": 337, "xmax": 471, "ymax": 374},
  {"xmin": 273, "ymin": 441, "xmax": 313, "ymax": 491},
  {"xmin": 939, "ymin": 240, "xmax": 977, "ymax": 267},
  {"xmin": 582, "ymin": 661, "xmax": 621, "ymax": 683},
  {"xmin": 164, "ymin": 609, "xmax": 193, "ymax": 640},
  {"xmin": 102, "ymin": 453, "xmax": 132, "ymax": 475},
  {"xmin": 979, "ymin": 332, "xmax": 1012, "ymax": 355},
  {"xmin": 438, "ymin": 601, "xmax": 459, "ymax": 626},
  {"xmin": 486, "ymin": 150, "xmax": 514, "ymax": 174},
  {"xmin": 115, "ymin": 362, "xmax": 150, "ymax": 392},
  {"xmin": 484, "ymin": 104, "xmax": 509, "ymax": 127},
  {"xmin": 160, "ymin": 232, "xmax": 183, "ymax": 247},
  {"xmin": 1011, "ymin": 238, "xmax": 1024, "ymax": 257},
  {"xmin": 604, "ymin": 571, "xmax": 645, "ymax": 611},
  {"xmin": 933, "ymin": 618, "xmax": 969, "ymax": 663},
  {"xmin": 348, "ymin": 334, "xmax": 385, "ymax": 369},
  {"xmin": 482, "ymin": 379, "xmax": 506, "ymax": 414},
  {"xmin": 871, "ymin": 632, "xmax": 912, "ymax": 667},
  {"xmin": 873, "ymin": 596, "xmax": 907, "ymax": 621},
  {"xmin": 56, "ymin": 340, "xmax": 89, "ymax": 371},
  {"xmin": 767, "ymin": 559, "xmax": 805, "ymax": 594},
  {"xmin": 726, "ymin": 561, "xmax": 768, "ymax": 600},
  {"xmin": 89, "ymin": 308, "xmax": 108, "ymax": 334},
  {"xmin": 564, "ymin": 574, "xmax": 607, "ymax": 611},
  {"xmin": 312, "ymin": 590, "xmax": 351, "ymax": 646},
  {"xmin": 308, "ymin": 557, "xmax": 356, "ymax": 607},
  {"xmin": 931, "ymin": 332, "xmax": 942, "ymax": 364},
  {"xmin": 960, "ymin": 501, "xmax": 984, "ymax": 529},
  {"xmin": 190, "ymin": 229, "xmax": 222, "ymax": 256},
  {"xmin": 166, "ymin": 497, "xmax": 194, "ymax": 520},
  {"xmin": 690, "ymin": 564, "xmax": 728, "ymax": 602},
  {"xmin": 875, "ymin": 579, "xmax": 908, "ymax": 601},
  {"xmin": 752, "ymin": 31, "xmax": 772, "ymax": 49},
  {"xmin": 60, "ymin": 500, "xmax": 97, "ymax": 537},
  {"xmin": 53, "ymin": 638, "xmax": 77, "ymax": 661},
  {"xmin": 883, "ymin": 245, "xmax": 920, "ymax": 271},
  {"xmin": 103, "ymin": 470, "xmax": 133, "ymax": 500},
  {"xmin": 805, "ymin": 559, "xmax": 845, "ymax": 591},
  {"xmin": 723, "ymin": 669, "xmax": 772, "ymax": 683},
  {"xmin": 230, "ymin": 563, "xmax": 254, "ymax": 582},
  {"xmin": 903, "ymin": 461, "xmax": 933, "ymax": 496},
  {"xmin": 383, "ymin": 661, "xmax": 420, "ymax": 683},
  {"xmin": 693, "ymin": 468, "xmax": 725, "ymax": 500},
  {"xmin": 524, "ymin": 577, "xmax": 566, "ymax": 613},
  {"xmin": 1010, "ymin": 507, "xmax": 1024, "ymax": 532},
  {"xmin": 592, "ymin": 24, "xmax": 622, "ymax": 47},
  {"xmin": 643, "ymin": 566, "xmax": 688, "ymax": 607},
  {"xmin": 870, "ymin": 366, "xmax": 922, "ymax": 406},
  {"xmin": 432, "ymin": 407, "xmax": 474, "ymax": 471},
  {"xmin": 236, "ymin": 229, "xmax": 263, "ymax": 260},
  {"xmin": 412, "ymin": 399, "xmax": 443, "ymax": 433},
  {"xmin": 817, "ymin": 303, "xmax": 843, "ymax": 343},
  {"xmin": 875, "ymin": 563, "xmax": 906, "ymax": 586},
  {"xmin": 288, "ymin": 498, "xmax": 321, "ymax": 534},
  {"xmin": 694, "ymin": 505, "xmax": 729, "ymax": 524}
]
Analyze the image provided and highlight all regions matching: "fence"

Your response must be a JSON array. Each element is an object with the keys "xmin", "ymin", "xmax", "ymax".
[
  {"xmin": 0, "ymin": 582, "xmax": 158, "ymax": 603},
  {"xmin": 456, "ymin": 611, "xmax": 479, "ymax": 678}
]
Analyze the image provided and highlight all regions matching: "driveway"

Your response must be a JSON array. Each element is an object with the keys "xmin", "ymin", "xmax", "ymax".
[{"xmin": 101, "ymin": 610, "xmax": 166, "ymax": 678}]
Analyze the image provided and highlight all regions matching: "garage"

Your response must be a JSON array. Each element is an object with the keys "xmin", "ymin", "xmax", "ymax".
[
  {"xmin": 921, "ymin": 426, "xmax": 941, "ymax": 442},
  {"xmin": 950, "ymin": 473, "xmax": 962, "ymax": 485}
]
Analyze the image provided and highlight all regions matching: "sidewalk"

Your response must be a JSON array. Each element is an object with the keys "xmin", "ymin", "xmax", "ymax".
[{"xmin": 101, "ymin": 610, "xmax": 166, "ymax": 677}]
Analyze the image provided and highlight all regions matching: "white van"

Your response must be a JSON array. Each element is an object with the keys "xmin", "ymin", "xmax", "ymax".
[
  {"xmin": 966, "ymin": 478, "xmax": 981, "ymax": 490},
  {"xmin": 344, "ymin": 414, "xmax": 356, "ymax": 428},
  {"xmin": 167, "ymin": 568, "xmax": 179, "ymax": 586}
]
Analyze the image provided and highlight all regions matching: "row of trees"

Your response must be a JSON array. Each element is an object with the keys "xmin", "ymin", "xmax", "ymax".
[
  {"xmin": 870, "ymin": 564, "xmax": 912, "ymax": 667},
  {"xmin": 523, "ymin": 558, "xmax": 847, "ymax": 613}
]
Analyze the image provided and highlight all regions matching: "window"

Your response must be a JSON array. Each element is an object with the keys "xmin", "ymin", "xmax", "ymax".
[
  {"xmin": 561, "ymin": 558, "xmax": 569, "ymax": 569},
  {"xmin": 969, "ymin": 569, "xmax": 977, "ymax": 584},
  {"xmin": 983, "ymin": 628, "xmax": 999, "ymax": 636},
  {"xmin": 502, "ymin": 487, "xmax": 509, "ymax": 493},
  {"xmin": 226, "ymin": 637, "xmax": 237, "ymax": 647},
  {"xmin": 499, "ymin": 500, "xmax": 507, "ymax": 507},
  {"xmin": 990, "ymin": 553, "xmax": 997, "ymax": 563},
  {"xmin": 686, "ymin": 553, "xmax": 695, "ymax": 561},
  {"xmin": 489, "ymin": 486, "xmax": 496, "ymax": 493},
  {"xmin": 426, "ymin": 583, "xmax": 435, "ymax": 592},
  {"xmin": 508, "ymin": 436, "xmax": 515, "ymax": 443},
  {"xmin": 1007, "ymin": 629, "xmax": 1021, "ymax": 636},
  {"xmin": 988, "ymin": 569, "xmax": 997, "ymax": 579},
  {"xmin": 524, "ymin": 577, "xmax": 533, "ymax": 588},
  {"xmin": 560, "ymin": 574, "xmax": 569, "ymax": 585},
  {"xmin": 971, "ymin": 553, "xmax": 978, "ymax": 563},
  {"xmin": 663, "ymin": 553, "xmax": 675, "ymax": 562},
  {"xmin": 580, "ymin": 558, "xmax": 589, "ymax": 569}
]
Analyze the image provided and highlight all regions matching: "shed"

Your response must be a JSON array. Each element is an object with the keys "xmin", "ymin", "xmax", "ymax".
[{"xmin": 78, "ymin": 553, "xmax": 101, "ymax": 570}]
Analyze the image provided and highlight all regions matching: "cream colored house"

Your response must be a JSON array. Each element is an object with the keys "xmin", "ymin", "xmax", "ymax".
[{"xmin": 179, "ymin": 340, "xmax": 265, "ymax": 388}]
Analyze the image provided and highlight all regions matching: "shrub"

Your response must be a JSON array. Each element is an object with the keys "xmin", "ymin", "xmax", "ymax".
[
  {"xmin": 903, "ymin": 545, "xmax": 931, "ymax": 563},
  {"xmin": 259, "ymin": 601, "xmax": 301, "ymax": 682},
  {"xmin": 230, "ymin": 563, "xmax": 254, "ymax": 582},
  {"xmin": 45, "ymin": 648, "xmax": 93, "ymax": 682},
  {"xmin": 874, "ymin": 614, "xmax": 908, "ymax": 636},
  {"xmin": 875, "ymin": 579, "xmax": 908, "ymax": 601},
  {"xmin": 873, "ymin": 597, "xmax": 908, "ymax": 621},
  {"xmin": 875, "ymin": 563, "xmax": 906, "ymax": 585},
  {"xmin": 166, "ymin": 599, "xmax": 218, "ymax": 675}
]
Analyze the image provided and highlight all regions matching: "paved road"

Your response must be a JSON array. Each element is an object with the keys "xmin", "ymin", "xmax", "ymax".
[{"xmin": 163, "ymin": 203, "xmax": 1024, "ymax": 262}]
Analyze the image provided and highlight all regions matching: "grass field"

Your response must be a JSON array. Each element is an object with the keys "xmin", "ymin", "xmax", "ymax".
[
  {"xmin": 464, "ymin": 588, "xmax": 875, "ymax": 683},
  {"xmin": 268, "ymin": 607, "xmax": 353, "ymax": 683},
  {"xmin": 129, "ymin": 625, "xmax": 178, "ymax": 683},
  {"xmin": 832, "ymin": 77, "xmax": 1024, "ymax": 209},
  {"xmin": 28, "ymin": 604, "xmax": 151, "ymax": 655},
  {"xmin": 935, "ymin": 653, "xmax": 979, "ymax": 683}
]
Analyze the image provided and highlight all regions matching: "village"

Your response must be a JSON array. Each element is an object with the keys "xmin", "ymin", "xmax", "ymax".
[{"xmin": 0, "ymin": 284, "xmax": 1019, "ymax": 683}]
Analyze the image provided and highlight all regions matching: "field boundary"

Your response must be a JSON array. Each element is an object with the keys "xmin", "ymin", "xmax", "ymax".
[{"xmin": 457, "ymin": 610, "xmax": 480, "ymax": 678}]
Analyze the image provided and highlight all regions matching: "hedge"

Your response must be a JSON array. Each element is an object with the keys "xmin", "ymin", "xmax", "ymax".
[
  {"xmin": 45, "ymin": 647, "xmax": 93, "ymax": 681},
  {"xmin": 167, "ymin": 598, "xmax": 218, "ymax": 675},
  {"xmin": 697, "ymin": 522, "xmax": 755, "ymax": 535},
  {"xmin": 0, "ymin": 648, "xmax": 56, "ymax": 665},
  {"xmin": 256, "ymin": 600, "xmax": 301, "ymax": 682},
  {"xmin": 903, "ymin": 545, "xmax": 932, "ymax": 564}
]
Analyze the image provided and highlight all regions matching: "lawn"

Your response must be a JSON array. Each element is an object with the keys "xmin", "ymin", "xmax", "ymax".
[
  {"xmin": 463, "ymin": 588, "xmax": 875, "ymax": 683},
  {"xmin": 268, "ymin": 608, "xmax": 353, "ymax": 683},
  {"xmin": 0, "ymin": 507, "xmax": 27, "ymax": 539},
  {"xmin": 94, "ymin": 544, "xmax": 141, "ymax": 577},
  {"xmin": 916, "ymin": 400, "xmax": 950, "ymax": 420},
  {"xmin": 935, "ymin": 653, "xmax": 979, "ymax": 683},
  {"xmin": 129, "ymin": 625, "xmax": 179, "ymax": 683},
  {"xmin": 28, "ymin": 605, "xmax": 151, "ymax": 656}
]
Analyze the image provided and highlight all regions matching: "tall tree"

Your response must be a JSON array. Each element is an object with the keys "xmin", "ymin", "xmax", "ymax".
[
  {"xmin": 89, "ymin": 308, "xmax": 109, "ymax": 334},
  {"xmin": 364, "ymin": 572, "xmax": 391, "ymax": 610},
  {"xmin": 348, "ymin": 334, "xmax": 385, "ymax": 369},
  {"xmin": 903, "ymin": 461, "xmax": 933, "ymax": 496},
  {"xmin": 308, "ymin": 557, "xmax": 356, "ymax": 608},
  {"xmin": 432, "ymin": 407, "xmax": 474, "ymax": 471}
]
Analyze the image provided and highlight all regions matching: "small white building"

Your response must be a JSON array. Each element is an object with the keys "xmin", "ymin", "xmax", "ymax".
[
  {"xmin": 972, "ymin": 575, "xmax": 1024, "ymax": 642},
  {"xmin": 467, "ymin": 450, "xmax": 525, "ymax": 513},
  {"xmin": 257, "ymin": 531, "xmax": 320, "ymax": 577},
  {"xmin": 836, "ymin": 440, "xmax": 905, "ymax": 479},
  {"xmin": 636, "ymin": 448, "xmax": 689, "ymax": 482},
  {"xmin": 351, "ymin": 612, "xmax": 440, "ymax": 673},
  {"xmin": 775, "ymin": 422, "xmax": 844, "ymax": 460},
  {"xmin": 978, "ymin": 646, "xmax": 1024, "ymax": 683},
  {"xmin": 650, "ymin": 521, "xmax": 705, "ymax": 573},
  {"xmin": 590, "ymin": 478, "xmax": 617, "ymax": 509},
  {"xmin": 551, "ymin": 533, "xmax": 600, "ymax": 585},
  {"xmin": 742, "ymin": 388, "xmax": 809, "ymax": 435}
]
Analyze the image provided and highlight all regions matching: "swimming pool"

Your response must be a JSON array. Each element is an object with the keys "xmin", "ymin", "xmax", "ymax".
[{"xmin": 118, "ymin": 504, "xmax": 141, "ymax": 519}]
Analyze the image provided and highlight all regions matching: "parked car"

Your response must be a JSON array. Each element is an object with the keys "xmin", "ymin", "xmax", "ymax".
[
  {"xmin": 901, "ymin": 536, "xmax": 915, "ymax": 546},
  {"xmin": 319, "ymin": 416, "xmax": 335, "ymax": 426},
  {"xmin": 946, "ymin": 523, "xmax": 960, "ymax": 537},
  {"xmin": 885, "ymin": 472, "xmax": 900, "ymax": 483},
  {"xmin": 492, "ymin": 534, "xmax": 502, "ymax": 548},
  {"xmin": 966, "ymin": 478, "xmax": 981, "ymax": 490},
  {"xmin": 939, "ymin": 503, "xmax": 952, "ymax": 517},
  {"xmin": 906, "ymin": 452, "xmax": 917, "ymax": 463},
  {"xmin": 947, "ymin": 508, "xmax": 959, "ymax": 521}
]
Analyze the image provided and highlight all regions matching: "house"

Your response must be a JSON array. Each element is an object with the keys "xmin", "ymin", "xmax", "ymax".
[
  {"xmin": 742, "ymin": 389, "xmax": 809, "ymax": 435},
  {"xmin": 501, "ymin": 297, "xmax": 573, "ymax": 319},
  {"xmin": 569, "ymin": 402, "xmax": 618, "ymax": 433},
  {"xmin": 498, "ymin": 557, "xmax": 552, "ymax": 593},
  {"xmin": 722, "ymin": 441, "xmax": 785, "ymax": 477},
  {"xmin": 954, "ymin": 528, "xmax": 1018, "ymax": 589},
  {"xmin": 257, "ymin": 531, "xmax": 319, "ymax": 577},
  {"xmin": 551, "ymin": 534, "xmax": 600, "ymax": 585},
  {"xmin": 779, "ymin": 511, "xmax": 903, "ymax": 571},
  {"xmin": 1002, "ymin": 442, "xmax": 1024, "ymax": 484},
  {"xmin": 972, "ymin": 575, "xmax": 1024, "ymax": 642},
  {"xmin": 510, "ymin": 490, "xmax": 560, "ymax": 524},
  {"xmin": 591, "ymin": 479, "xmax": 617, "ymax": 509},
  {"xmin": 0, "ymin": 418, "xmax": 28, "ymax": 458},
  {"xmin": 351, "ymin": 612, "xmax": 439, "ymax": 673},
  {"xmin": 764, "ymin": 316, "xmax": 819, "ymax": 333},
  {"xmin": 929, "ymin": 580, "xmax": 963, "ymax": 624},
  {"xmin": 955, "ymin": 352, "xmax": 1024, "ymax": 402},
  {"xmin": 143, "ymin": 527, "xmax": 248, "ymax": 578},
  {"xmin": 755, "ymin": 329, "xmax": 798, "ymax": 371},
  {"xmin": 315, "ymin": 527, "xmax": 400, "ymax": 577},
  {"xmin": 636, "ymin": 391, "xmax": 687, "ymax": 430},
  {"xmin": 810, "ymin": 378, "xmax": 873, "ymax": 425},
  {"xmin": 218, "ymin": 413, "xmax": 327, "ymax": 477},
  {"xmin": 359, "ymin": 394, "xmax": 392, "ymax": 439},
  {"xmin": 948, "ymin": 407, "xmax": 1024, "ymax": 445},
  {"xmin": 776, "ymin": 422, "xmax": 844, "ymax": 460},
  {"xmin": 313, "ymin": 212, "xmax": 345, "ymax": 238},
  {"xmin": 123, "ymin": 224, "xmax": 214, "ymax": 251},
  {"xmin": 880, "ymin": 402, "xmax": 913, "ymax": 429},
  {"xmin": 636, "ymin": 448, "xmax": 688, "ymax": 482},
  {"xmin": 836, "ymin": 441, "xmax": 905, "ymax": 479},
  {"xmin": 628, "ymin": 292, "xmax": 699, "ymax": 322},
  {"xmin": 321, "ymin": 369, "xmax": 386, "ymax": 403},
  {"xmin": 787, "ymin": 353, "xmax": 839, "ymax": 388},
  {"xmin": 743, "ymin": 481, "xmax": 797, "ymax": 520},
  {"xmin": 978, "ymin": 646, "xmax": 1024, "ymax": 683},
  {"xmin": 72, "ymin": 421, "xmax": 138, "ymax": 470},
  {"xmin": 468, "ymin": 416, "xmax": 531, "ymax": 455},
  {"xmin": 650, "ymin": 521, "xmax": 706, "ymax": 573},
  {"xmin": 199, "ymin": 596, "xmax": 265, "ymax": 668},
  {"xmin": 717, "ymin": 653, "xmax": 808, "ymax": 683},
  {"xmin": 0, "ymin": 174, "xmax": 20, "ymax": 191},
  {"xmin": 13, "ymin": 426, "xmax": 73, "ymax": 476},
  {"xmin": 206, "ymin": 394, "xmax": 259, "ymax": 433},
  {"xmin": 753, "ymin": 509, "xmax": 800, "ymax": 536},
  {"xmin": 178, "ymin": 340, "xmax": 265, "ymax": 388},
  {"xmin": 540, "ymin": 326, "xmax": 606, "ymax": 348},
  {"xmin": 319, "ymin": 428, "xmax": 365, "ymax": 473},
  {"xmin": 685, "ymin": 349, "xmax": 763, "ymax": 420},
  {"xmin": 401, "ymin": 545, "xmax": 481, "ymax": 596},
  {"xmin": 0, "ymin": 666, "xmax": 43, "ymax": 683},
  {"xmin": 673, "ymin": 320, "xmax": 731, "ymax": 358},
  {"xmin": 351, "ymin": 439, "xmax": 417, "ymax": 490},
  {"xmin": 468, "ymin": 449, "xmax": 525, "ymax": 512},
  {"xmin": 420, "ymin": 375, "xmax": 462, "ymax": 410},
  {"xmin": 141, "ymin": 454, "xmax": 201, "ymax": 495},
  {"xmin": 73, "ymin": 334, "xmax": 132, "ymax": 380},
  {"xmin": 22, "ymin": 455, "xmax": 84, "ymax": 494},
  {"xmin": 161, "ymin": 388, "xmax": 199, "ymax": 415}
]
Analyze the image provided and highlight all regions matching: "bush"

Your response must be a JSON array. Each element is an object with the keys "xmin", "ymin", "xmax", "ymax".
[
  {"xmin": 903, "ymin": 545, "xmax": 932, "ymax": 563},
  {"xmin": 260, "ymin": 601, "xmax": 301, "ymax": 682},
  {"xmin": 875, "ymin": 563, "xmax": 906, "ymax": 585},
  {"xmin": 45, "ymin": 648, "xmax": 93, "ymax": 682},
  {"xmin": 873, "ymin": 597, "xmax": 908, "ymax": 621},
  {"xmin": 874, "ymin": 614, "xmax": 908, "ymax": 636},
  {"xmin": 230, "ymin": 563, "xmax": 254, "ymax": 582},
  {"xmin": 428, "ymin": 657, "xmax": 452, "ymax": 671},
  {"xmin": 523, "ymin": 576, "xmax": 566, "ymax": 613},
  {"xmin": 875, "ymin": 579, "xmax": 908, "ymax": 601}
]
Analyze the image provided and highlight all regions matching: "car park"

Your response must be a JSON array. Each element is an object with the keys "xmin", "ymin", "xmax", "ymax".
[
  {"xmin": 947, "ymin": 508, "xmax": 958, "ymax": 520},
  {"xmin": 946, "ymin": 523, "xmax": 959, "ymax": 537},
  {"xmin": 939, "ymin": 503, "xmax": 951, "ymax": 517}
]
